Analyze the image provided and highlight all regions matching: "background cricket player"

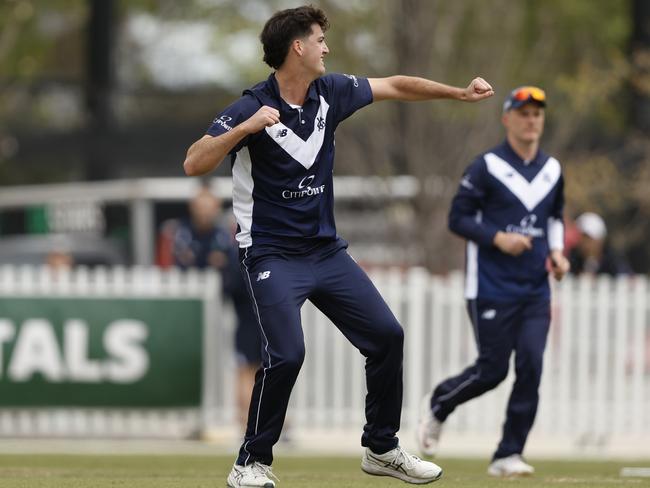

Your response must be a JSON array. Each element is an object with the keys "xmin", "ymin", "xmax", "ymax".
[{"xmin": 417, "ymin": 85, "xmax": 571, "ymax": 477}]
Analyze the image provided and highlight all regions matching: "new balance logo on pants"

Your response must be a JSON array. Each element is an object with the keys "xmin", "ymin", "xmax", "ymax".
[{"xmin": 257, "ymin": 271, "xmax": 271, "ymax": 282}]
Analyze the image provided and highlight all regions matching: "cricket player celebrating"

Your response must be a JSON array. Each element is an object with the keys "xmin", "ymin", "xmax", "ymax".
[{"xmin": 184, "ymin": 5, "xmax": 493, "ymax": 487}]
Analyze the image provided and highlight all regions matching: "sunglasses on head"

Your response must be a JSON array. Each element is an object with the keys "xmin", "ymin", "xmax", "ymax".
[{"xmin": 512, "ymin": 86, "xmax": 546, "ymax": 103}]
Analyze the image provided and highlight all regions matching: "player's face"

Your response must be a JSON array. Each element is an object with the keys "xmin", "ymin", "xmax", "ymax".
[
  {"xmin": 300, "ymin": 24, "xmax": 329, "ymax": 76},
  {"xmin": 502, "ymin": 103, "xmax": 545, "ymax": 144}
]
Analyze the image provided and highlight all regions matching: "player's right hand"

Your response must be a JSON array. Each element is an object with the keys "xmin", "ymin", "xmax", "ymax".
[
  {"xmin": 463, "ymin": 77, "xmax": 494, "ymax": 102},
  {"xmin": 242, "ymin": 106, "xmax": 281, "ymax": 134},
  {"xmin": 493, "ymin": 231, "xmax": 533, "ymax": 256}
]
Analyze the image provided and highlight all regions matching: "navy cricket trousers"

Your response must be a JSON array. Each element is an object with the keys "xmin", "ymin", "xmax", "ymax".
[
  {"xmin": 236, "ymin": 239, "xmax": 404, "ymax": 466},
  {"xmin": 430, "ymin": 298, "xmax": 550, "ymax": 460}
]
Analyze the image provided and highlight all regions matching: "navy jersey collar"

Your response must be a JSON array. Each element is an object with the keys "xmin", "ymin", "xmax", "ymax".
[
  {"xmin": 267, "ymin": 73, "xmax": 319, "ymax": 107},
  {"xmin": 502, "ymin": 139, "xmax": 544, "ymax": 166}
]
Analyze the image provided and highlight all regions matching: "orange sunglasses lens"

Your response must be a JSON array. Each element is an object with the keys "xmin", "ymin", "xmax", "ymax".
[{"xmin": 513, "ymin": 86, "xmax": 546, "ymax": 102}]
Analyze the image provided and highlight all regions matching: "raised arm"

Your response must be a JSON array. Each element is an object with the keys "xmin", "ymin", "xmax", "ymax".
[
  {"xmin": 183, "ymin": 106, "xmax": 280, "ymax": 176},
  {"xmin": 368, "ymin": 76, "xmax": 494, "ymax": 103}
]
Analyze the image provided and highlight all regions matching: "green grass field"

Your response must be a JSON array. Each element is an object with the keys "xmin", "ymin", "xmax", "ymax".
[{"xmin": 1, "ymin": 454, "xmax": 649, "ymax": 487}]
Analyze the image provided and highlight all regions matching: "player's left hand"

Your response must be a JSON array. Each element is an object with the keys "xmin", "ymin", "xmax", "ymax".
[
  {"xmin": 463, "ymin": 77, "xmax": 494, "ymax": 102},
  {"xmin": 549, "ymin": 250, "xmax": 570, "ymax": 281}
]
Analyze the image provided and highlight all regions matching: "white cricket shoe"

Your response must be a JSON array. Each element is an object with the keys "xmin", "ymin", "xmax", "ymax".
[
  {"xmin": 487, "ymin": 454, "xmax": 534, "ymax": 477},
  {"xmin": 227, "ymin": 462, "xmax": 277, "ymax": 487},
  {"xmin": 361, "ymin": 446, "xmax": 443, "ymax": 484},
  {"xmin": 417, "ymin": 393, "xmax": 443, "ymax": 457}
]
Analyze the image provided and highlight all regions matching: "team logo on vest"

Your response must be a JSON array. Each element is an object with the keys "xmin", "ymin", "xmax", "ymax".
[
  {"xmin": 506, "ymin": 214, "xmax": 544, "ymax": 238},
  {"xmin": 213, "ymin": 115, "xmax": 233, "ymax": 131},
  {"xmin": 282, "ymin": 175, "xmax": 326, "ymax": 200},
  {"xmin": 316, "ymin": 117, "xmax": 325, "ymax": 131}
]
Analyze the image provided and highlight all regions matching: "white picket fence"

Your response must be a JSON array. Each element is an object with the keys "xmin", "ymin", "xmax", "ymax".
[
  {"xmin": 209, "ymin": 269, "xmax": 650, "ymax": 457},
  {"xmin": 0, "ymin": 266, "xmax": 648, "ymax": 457},
  {"xmin": 282, "ymin": 270, "xmax": 650, "ymax": 457}
]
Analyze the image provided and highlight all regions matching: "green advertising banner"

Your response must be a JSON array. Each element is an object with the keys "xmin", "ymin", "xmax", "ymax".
[{"xmin": 0, "ymin": 297, "xmax": 203, "ymax": 407}]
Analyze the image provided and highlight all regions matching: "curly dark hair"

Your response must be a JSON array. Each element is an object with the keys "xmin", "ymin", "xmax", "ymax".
[{"xmin": 260, "ymin": 5, "xmax": 329, "ymax": 70}]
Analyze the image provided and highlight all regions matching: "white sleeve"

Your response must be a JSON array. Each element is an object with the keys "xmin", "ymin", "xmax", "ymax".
[{"xmin": 548, "ymin": 217, "xmax": 564, "ymax": 251}]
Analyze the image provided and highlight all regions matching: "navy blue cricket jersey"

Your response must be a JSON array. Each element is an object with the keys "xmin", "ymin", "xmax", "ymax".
[
  {"xmin": 449, "ymin": 140, "xmax": 565, "ymax": 301},
  {"xmin": 207, "ymin": 73, "xmax": 373, "ymax": 251}
]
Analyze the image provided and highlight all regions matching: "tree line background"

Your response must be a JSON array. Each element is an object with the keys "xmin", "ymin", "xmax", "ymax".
[{"xmin": 1, "ymin": 0, "xmax": 650, "ymax": 271}]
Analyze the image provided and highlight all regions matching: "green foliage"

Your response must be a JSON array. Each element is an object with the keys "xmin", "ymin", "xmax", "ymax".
[
  {"xmin": 0, "ymin": 0, "xmax": 647, "ymax": 268},
  {"xmin": 0, "ymin": 0, "xmax": 87, "ymax": 81}
]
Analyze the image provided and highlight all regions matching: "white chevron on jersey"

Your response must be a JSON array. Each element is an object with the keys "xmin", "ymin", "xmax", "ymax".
[
  {"xmin": 484, "ymin": 153, "xmax": 561, "ymax": 212},
  {"xmin": 265, "ymin": 96, "xmax": 330, "ymax": 170}
]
